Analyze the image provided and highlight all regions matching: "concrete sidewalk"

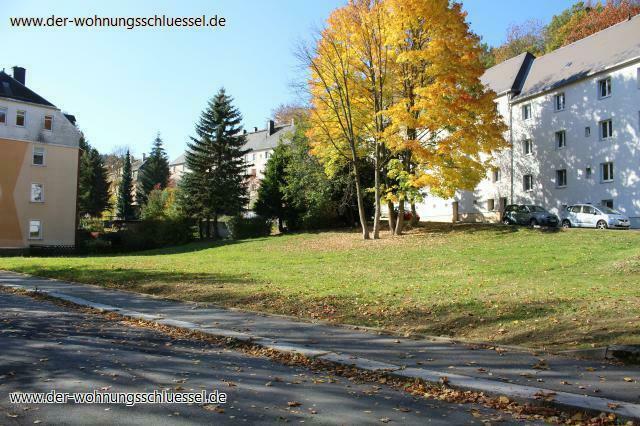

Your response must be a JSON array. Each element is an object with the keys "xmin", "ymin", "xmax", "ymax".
[{"xmin": 1, "ymin": 270, "xmax": 638, "ymax": 420}]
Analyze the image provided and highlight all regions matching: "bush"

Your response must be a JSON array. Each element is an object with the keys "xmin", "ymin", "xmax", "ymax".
[
  {"xmin": 79, "ymin": 217, "xmax": 104, "ymax": 233},
  {"xmin": 227, "ymin": 216, "xmax": 272, "ymax": 240},
  {"xmin": 118, "ymin": 218, "xmax": 194, "ymax": 251}
]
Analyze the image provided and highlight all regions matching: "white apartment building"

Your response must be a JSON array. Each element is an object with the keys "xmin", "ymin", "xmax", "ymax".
[
  {"xmin": 416, "ymin": 15, "xmax": 640, "ymax": 228},
  {"xmin": 170, "ymin": 120, "xmax": 294, "ymax": 203}
]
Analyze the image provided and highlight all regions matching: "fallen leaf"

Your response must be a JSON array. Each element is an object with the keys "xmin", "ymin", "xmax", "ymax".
[
  {"xmin": 287, "ymin": 401, "xmax": 302, "ymax": 407},
  {"xmin": 623, "ymin": 377, "xmax": 634, "ymax": 382}
]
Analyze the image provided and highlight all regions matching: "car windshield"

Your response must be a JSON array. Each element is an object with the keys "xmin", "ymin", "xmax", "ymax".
[
  {"xmin": 599, "ymin": 207, "xmax": 620, "ymax": 215},
  {"xmin": 527, "ymin": 205, "xmax": 546, "ymax": 212}
]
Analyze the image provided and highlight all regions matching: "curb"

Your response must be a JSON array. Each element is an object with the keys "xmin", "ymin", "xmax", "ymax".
[{"xmin": 2, "ymin": 282, "xmax": 640, "ymax": 422}]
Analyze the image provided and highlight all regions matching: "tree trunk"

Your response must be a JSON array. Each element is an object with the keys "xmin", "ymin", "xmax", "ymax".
[
  {"xmin": 410, "ymin": 202, "xmax": 419, "ymax": 226},
  {"xmin": 212, "ymin": 214, "xmax": 220, "ymax": 240},
  {"xmin": 387, "ymin": 201, "xmax": 397, "ymax": 235},
  {"xmin": 198, "ymin": 219, "xmax": 204, "ymax": 239},
  {"xmin": 278, "ymin": 217, "xmax": 284, "ymax": 233},
  {"xmin": 352, "ymin": 161, "xmax": 370, "ymax": 240},
  {"xmin": 372, "ymin": 144, "xmax": 381, "ymax": 240},
  {"xmin": 205, "ymin": 217, "xmax": 211, "ymax": 239},
  {"xmin": 395, "ymin": 199, "xmax": 405, "ymax": 235}
]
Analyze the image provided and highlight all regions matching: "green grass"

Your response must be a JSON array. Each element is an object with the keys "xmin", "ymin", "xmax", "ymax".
[{"xmin": 2, "ymin": 223, "xmax": 639, "ymax": 350}]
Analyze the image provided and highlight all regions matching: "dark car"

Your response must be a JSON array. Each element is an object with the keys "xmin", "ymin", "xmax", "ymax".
[{"xmin": 502, "ymin": 204, "xmax": 559, "ymax": 227}]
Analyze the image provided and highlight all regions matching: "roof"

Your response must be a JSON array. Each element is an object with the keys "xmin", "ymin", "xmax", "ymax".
[
  {"xmin": 170, "ymin": 123, "xmax": 295, "ymax": 166},
  {"xmin": 244, "ymin": 123, "xmax": 294, "ymax": 152},
  {"xmin": 513, "ymin": 14, "xmax": 640, "ymax": 101},
  {"xmin": 0, "ymin": 70, "xmax": 55, "ymax": 107},
  {"xmin": 481, "ymin": 52, "xmax": 534, "ymax": 95}
]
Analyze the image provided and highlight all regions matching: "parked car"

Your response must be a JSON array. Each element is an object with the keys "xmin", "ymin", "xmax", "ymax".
[
  {"xmin": 560, "ymin": 204, "xmax": 630, "ymax": 229},
  {"xmin": 502, "ymin": 204, "xmax": 559, "ymax": 227}
]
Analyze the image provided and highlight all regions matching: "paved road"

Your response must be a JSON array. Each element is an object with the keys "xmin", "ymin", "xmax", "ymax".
[
  {"xmin": 2, "ymin": 271, "xmax": 637, "ymax": 405},
  {"xmin": 0, "ymin": 292, "xmax": 529, "ymax": 425}
]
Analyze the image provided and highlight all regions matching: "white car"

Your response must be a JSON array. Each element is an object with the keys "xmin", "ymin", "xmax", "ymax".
[{"xmin": 561, "ymin": 204, "xmax": 630, "ymax": 229}]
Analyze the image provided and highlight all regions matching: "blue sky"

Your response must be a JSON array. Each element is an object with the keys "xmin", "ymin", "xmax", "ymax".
[{"xmin": 1, "ymin": 0, "xmax": 576, "ymax": 160}]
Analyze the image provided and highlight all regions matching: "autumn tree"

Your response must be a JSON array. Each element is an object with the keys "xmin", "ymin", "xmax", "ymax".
[
  {"xmin": 384, "ymin": 0, "xmax": 508, "ymax": 234},
  {"xmin": 562, "ymin": 0, "xmax": 640, "ymax": 45},
  {"xmin": 492, "ymin": 20, "xmax": 545, "ymax": 64},
  {"xmin": 299, "ymin": 4, "xmax": 373, "ymax": 239}
]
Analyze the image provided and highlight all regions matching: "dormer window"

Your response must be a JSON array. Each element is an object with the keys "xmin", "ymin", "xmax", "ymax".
[
  {"xmin": 16, "ymin": 110, "xmax": 25, "ymax": 127},
  {"xmin": 44, "ymin": 115, "xmax": 53, "ymax": 131}
]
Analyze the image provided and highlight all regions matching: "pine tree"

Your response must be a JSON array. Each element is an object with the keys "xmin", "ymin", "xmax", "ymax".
[
  {"xmin": 179, "ymin": 88, "xmax": 249, "ymax": 238},
  {"xmin": 117, "ymin": 150, "xmax": 134, "ymax": 220},
  {"xmin": 137, "ymin": 133, "xmax": 170, "ymax": 205},
  {"xmin": 254, "ymin": 144, "xmax": 298, "ymax": 232},
  {"xmin": 78, "ymin": 136, "xmax": 110, "ymax": 217}
]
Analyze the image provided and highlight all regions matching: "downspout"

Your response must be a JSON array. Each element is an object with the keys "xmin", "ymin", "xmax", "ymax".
[{"xmin": 508, "ymin": 93, "xmax": 514, "ymax": 204}]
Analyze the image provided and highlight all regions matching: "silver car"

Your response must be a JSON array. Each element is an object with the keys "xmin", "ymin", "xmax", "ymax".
[{"xmin": 561, "ymin": 204, "xmax": 630, "ymax": 229}]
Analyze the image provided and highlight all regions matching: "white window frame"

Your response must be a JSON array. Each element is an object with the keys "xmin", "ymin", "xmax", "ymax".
[
  {"xmin": 601, "ymin": 162, "xmax": 614, "ymax": 183},
  {"xmin": 32, "ymin": 146, "xmax": 46, "ymax": 166},
  {"xmin": 30, "ymin": 183, "xmax": 44, "ymax": 203},
  {"xmin": 598, "ymin": 77, "xmax": 611, "ymax": 99},
  {"xmin": 600, "ymin": 119, "xmax": 613, "ymax": 140},
  {"xmin": 555, "ymin": 130, "xmax": 566, "ymax": 149},
  {"xmin": 43, "ymin": 114, "xmax": 53, "ymax": 131},
  {"xmin": 492, "ymin": 168, "xmax": 501, "ymax": 183},
  {"xmin": 0, "ymin": 107, "xmax": 7, "ymax": 125},
  {"xmin": 523, "ymin": 174, "xmax": 533, "ymax": 192},
  {"xmin": 522, "ymin": 104, "xmax": 532, "ymax": 121},
  {"xmin": 16, "ymin": 110, "xmax": 26, "ymax": 127},
  {"xmin": 523, "ymin": 139, "xmax": 533, "ymax": 156},
  {"xmin": 556, "ymin": 169, "xmax": 567, "ymax": 188},
  {"xmin": 28, "ymin": 220, "xmax": 42, "ymax": 240},
  {"xmin": 554, "ymin": 93, "xmax": 565, "ymax": 111}
]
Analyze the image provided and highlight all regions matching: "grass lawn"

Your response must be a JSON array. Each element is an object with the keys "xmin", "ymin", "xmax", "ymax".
[{"xmin": 1, "ymin": 223, "xmax": 639, "ymax": 350}]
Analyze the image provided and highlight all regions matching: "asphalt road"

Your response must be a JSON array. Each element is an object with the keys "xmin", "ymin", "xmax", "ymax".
[{"xmin": 0, "ymin": 291, "xmax": 532, "ymax": 425}]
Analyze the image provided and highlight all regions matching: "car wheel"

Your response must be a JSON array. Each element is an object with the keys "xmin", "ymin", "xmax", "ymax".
[
  {"xmin": 529, "ymin": 218, "xmax": 538, "ymax": 228},
  {"xmin": 596, "ymin": 220, "xmax": 608, "ymax": 230},
  {"xmin": 502, "ymin": 218, "xmax": 511, "ymax": 225},
  {"xmin": 562, "ymin": 220, "xmax": 571, "ymax": 228}
]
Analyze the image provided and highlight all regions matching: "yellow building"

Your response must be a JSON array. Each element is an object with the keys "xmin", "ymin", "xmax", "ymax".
[{"xmin": 0, "ymin": 66, "xmax": 81, "ymax": 248}]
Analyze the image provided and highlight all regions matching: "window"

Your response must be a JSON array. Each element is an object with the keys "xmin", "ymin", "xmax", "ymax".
[
  {"xmin": 0, "ymin": 107, "xmax": 6, "ymax": 124},
  {"xmin": 556, "ymin": 169, "xmax": 567, "ymax": 188},
  {"xmin": 583, "ymin": 205, "xmax": 595, "ymax": 215},
  {"xmin": 585, "ymin": 126, "xmax": 591, "ymax": 137},
  {"xmin": 601, "ymin": 162, "xmax": 614, "ymax": 182},
  {"xmin": 555, "ymin": 130, "xmax": 566, "ymax": 149},
  {"xmin": 554, "ymin": 93, "xmax": 565, "ymax": 111},
  {"xmin": 252, "ymin": 153, "xmax": 256, "ymax": 161},
  {"xmin": 492, "ymin": 168, "xmax": 501, "ymax": 182},
  {"xmin": 598, "ymin": 77, "xmax": 611, "ymax": 98},
  {"xmin": 602, "ymin": 199, "xmax": 614, "ymax": 209},
  {"xmin": 523, "ymin": 174, "xmax": 533, "ymax": 192},
  {"xmin": 523, "ymin": 139, "xmax": 533, "ymax": 155},
  {"xmin": 32, "ymin": 147, "xmax": 45, "ymax": 166},
  {"xmin": 570, "ymin": 205, "xmax": 581, "ymax": 213},
  {"xmin": 44, "ymin": 115, "xmax": 53, "ymax": 131},
  {"xmin": 28, "ymin": 220, "xmax": 42, "ymax": 240},
  {"xmin": 585, "ymin": 167, "xmax": 592, "ymax": 179},
  {"xmin": 487, "ymin": 199, "xmax": 495, "ymax": 211},
  {"xmin": 265, "ymin": 152, "xmax": 270, "ymax": 159},
  {"xmin": 30, "ymin": 183, "xmax": 44, "ymax": 202},
  {"xmin": 16, "ymin": 110, "xmax": 25, "ymax": 127},
  {"xmin": 600, "ymin": 119, "xmax": 613, "ymax": 139},
  {"xmin": 522, "ymin": 104, "xmax": 532, "ymax": 120}
]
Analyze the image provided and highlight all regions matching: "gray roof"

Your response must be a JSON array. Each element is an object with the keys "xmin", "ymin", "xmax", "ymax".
[
  {"xmin": 170, "ymin": 123, "xmax": 294, "ymax": 166},
  {"xmin": 481, "ymin": 52, "xmax": 534, "ymax": 95},
  {"xmin": 0, "ymin": 70, "xmax": 55, "ymax": 107},
  {"xmin": 513, "ymin": 14, "xmax": 640, "ymax": 101}
]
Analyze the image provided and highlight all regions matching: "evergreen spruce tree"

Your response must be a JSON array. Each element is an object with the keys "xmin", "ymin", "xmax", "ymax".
[
  {"xmin": 179, "ymin": 88, "xmax": 249, "ymax": 238},
  {"xmin": 254, "ymin": 144, "xmax": 299, "ymax": 232},
  {"xmin": 137, "ymin": 133, "xmax": 170, "ymax": 205},
  {"xmin": 78, "ymin": 136, "xmax": 110, "ymax": 217},
  {"xmin": 117, "ymin": 150, "xmax": 134, "ymax": 220}
]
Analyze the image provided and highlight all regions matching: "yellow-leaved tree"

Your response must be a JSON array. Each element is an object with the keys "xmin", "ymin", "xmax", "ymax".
[{"xmin": 383, "ymin": 0, "xmax": 508, "ymax": 234}]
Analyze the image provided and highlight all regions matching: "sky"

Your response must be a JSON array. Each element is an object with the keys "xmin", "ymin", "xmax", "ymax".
[{"xmin": 1, "ymin": 0, "xmax": 576, "ymax": 161}]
